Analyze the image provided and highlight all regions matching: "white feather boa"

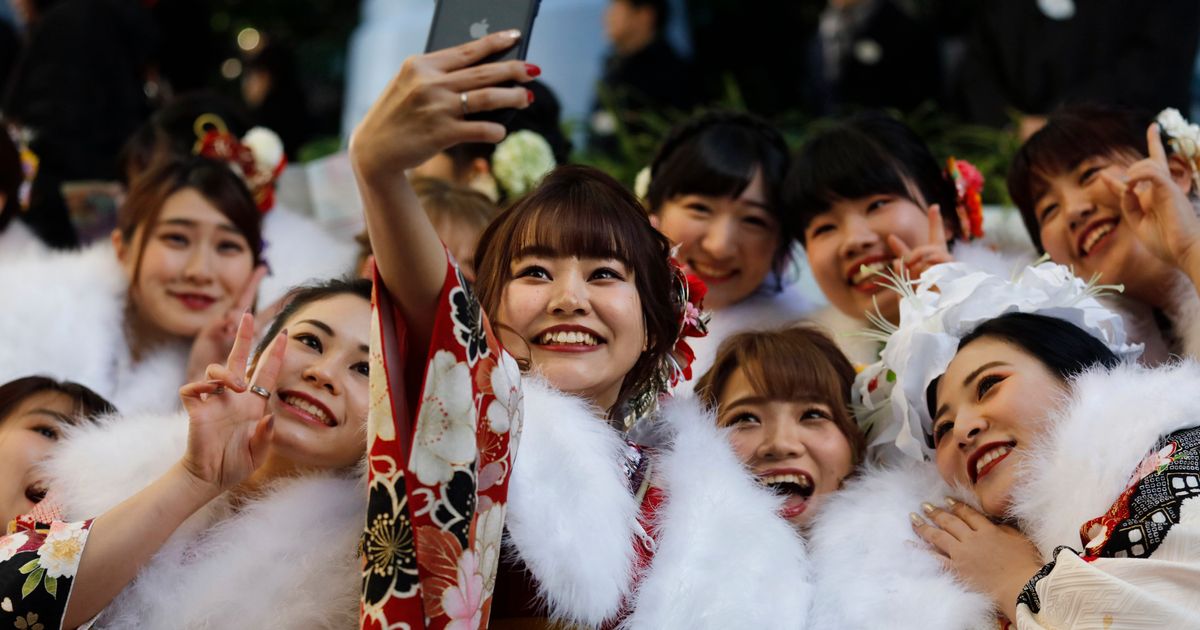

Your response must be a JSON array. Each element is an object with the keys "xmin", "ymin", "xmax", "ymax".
[
  {"xmin": 43, "ymin": 410, "xmax": 366, "ymax": 629},
  {"xmin": 258, "ymin": 205, "xmax": 360, "ymax": 307},
  {"xmin": 807, "ymin": 359, "xmax": 1200, "ymax": 629},
  {"xmin": 0, "ymin": 243, "xmax": 186, "ymax": 414},
  {"xmin": 506, "ymin": 379, "xmax": 810, "ymax": 629}
]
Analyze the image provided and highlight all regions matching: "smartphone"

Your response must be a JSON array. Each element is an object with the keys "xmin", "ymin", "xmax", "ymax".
[{"xmin": 425, "ymin": 0, "xmax": 541, "ymax": 125}]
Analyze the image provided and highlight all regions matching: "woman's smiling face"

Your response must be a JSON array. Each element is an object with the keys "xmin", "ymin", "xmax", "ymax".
[
  {"xmin": 931, "ymin": 337, "xmax": 1066, "ymax": 516},
  {"xmin": 265, "ymin": 293, "xmax": 372, "ymax": 470},
  {"xmin": 496, "ymin": 252, "xmax": 645, "ymax": 412},
  {"xmin": 0, "ymin": 391, "xmax": 76, "ymax": 526}
]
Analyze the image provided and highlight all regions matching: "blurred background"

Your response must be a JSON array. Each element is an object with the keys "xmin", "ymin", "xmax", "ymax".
[{"xmin": 1, "ymin": 0, "xmax": 1198, "ymax": 248}]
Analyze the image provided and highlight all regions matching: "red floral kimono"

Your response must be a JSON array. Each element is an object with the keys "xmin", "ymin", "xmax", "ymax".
[{"xmin": 361, "ymin": 260, "xmax": 521, "ymax": 630}]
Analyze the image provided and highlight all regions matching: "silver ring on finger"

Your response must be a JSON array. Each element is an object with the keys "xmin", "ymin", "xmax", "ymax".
[
  {"xmin": 250, "ymin": 385, "xmax": 271, "ymax": 400},
  {"xmin": 460, "ymin": 91, "xmax": 470, "ymax": 116}
]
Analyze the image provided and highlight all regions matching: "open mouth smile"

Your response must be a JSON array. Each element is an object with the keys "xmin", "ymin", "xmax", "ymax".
[
  {"xmin": 534, "ymin": 324, "xmax": 606, "ymax": 353},
  {"xmin": 278, "ymin": 389, "xmax": 338, "ymax": 428},
  {"xmin": 757, "ymin": 469, "xmax": 815, "ymax": 519},
  {"xmin": 1077, "ymin": 219, "xmax": 1119, "ymax": 258},
  {"xmin": 967, "ymin": 441, "xmax": 1016, "ymax": 484}
]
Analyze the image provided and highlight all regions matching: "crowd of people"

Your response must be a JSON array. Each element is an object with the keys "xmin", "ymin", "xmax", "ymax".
[{"xmin": 2, "ymin": 5, "xmax": 1200, "ymax": 630}]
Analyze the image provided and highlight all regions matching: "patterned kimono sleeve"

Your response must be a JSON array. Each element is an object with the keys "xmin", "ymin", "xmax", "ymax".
[
  {"xmin": 1015, "ymin": 426, "xmax": 1200, "ymax": 629},
  {"xmin": 361, "ymin": 258, "xmax": 523, "ymax": 630},
  {"xmin": 1, "ymin": 516, "xmax": 93, "ymax": 630}
]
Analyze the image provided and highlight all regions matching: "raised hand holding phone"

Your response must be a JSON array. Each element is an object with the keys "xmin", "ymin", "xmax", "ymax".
[{"xmin": 350, "ymin": 31, "xmax": 537, "ymax": 353}]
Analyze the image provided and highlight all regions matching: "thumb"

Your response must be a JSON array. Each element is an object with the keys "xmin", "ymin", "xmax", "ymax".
[{"xmin": 248, "ymin": 413, "xmax": 274, "ymax": 466}]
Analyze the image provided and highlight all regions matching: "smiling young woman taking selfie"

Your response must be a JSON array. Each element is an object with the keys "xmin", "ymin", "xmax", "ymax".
[{"xmin": 352, "ymin": 30, "xmax": 810, "ymax": 629}]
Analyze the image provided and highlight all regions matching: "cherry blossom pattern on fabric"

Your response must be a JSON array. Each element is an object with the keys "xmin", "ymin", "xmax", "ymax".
[
  {"xmin": 0, "ymin": 518, "xmax": 93, "ymax": 630},
  {"xmin": 361, "ymin": 258, "xmax": 521, "ymax": 630}
]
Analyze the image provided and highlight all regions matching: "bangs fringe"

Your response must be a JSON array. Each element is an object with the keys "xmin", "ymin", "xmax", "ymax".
[
  {"xmin": 509, "ymin": 196, "xmax": 643, "ymax": 265},
  {"xmin": 791, "ymin": 127, "xmax": 919, "ymax": 217}
]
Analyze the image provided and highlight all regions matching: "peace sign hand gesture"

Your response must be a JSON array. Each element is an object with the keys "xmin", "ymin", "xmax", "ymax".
[
  {"xmin": 186, "ymin": 264, "xmax": 269, "ymax": 383},
  {"xmin": 1101, "ymin": 123, "xmax": 1200, "ymax": 274},
  {"xmin": 888, "ymin": 205, "xmax": 955, "ymax": 280},
  {"xmin": 179, "ymin": 312, "xmax": 286, "ymax": 493}
]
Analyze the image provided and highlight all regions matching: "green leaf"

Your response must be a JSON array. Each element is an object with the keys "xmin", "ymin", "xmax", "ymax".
[
  {"xmin": 45, "ymin": 576, "xmax": 57, "ymax": 598},
  {"xmin": 21, "ymin": 567, "xmax": 43, "ymax": 598},
  {"xmin": 18, "ymin": 559, "xmax": 39, "ymax": 575}
]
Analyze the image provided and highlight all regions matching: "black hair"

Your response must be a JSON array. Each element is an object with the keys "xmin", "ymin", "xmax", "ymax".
[
  {"xmin": 784, "ymin": 112, "xmax": 961, "ymax": 244},
  {"xmin": 646, "ymin": 110, "xmax": 792, "ymax": 272},
  {"xmin": 0, "ymin": 125, "xmax": 22, "ymax": 233},
  {"xmin": 118, "ymin": 92, "xmax": 252, "ymax": 184},
  {"xmin": 0, "ymin": 376, "xmax": 116, "ymax": 427},
  {"xmin": 924, "ymin": 312, "xmax": 1121, "ymax": 448},
  {"xmin": 254, "ymin": 277, "xmax": 374, "ymax": 360},
  {"xmin": 1007, "ymin": 105, "xmax": 1154, "ymax": 253},
  {"xmin": 622, "ymin": 0, "xmax": 669, "ymax": 33}
]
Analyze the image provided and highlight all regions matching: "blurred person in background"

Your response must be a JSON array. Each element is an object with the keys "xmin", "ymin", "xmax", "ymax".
[
  {"xmin": 958, "ymin": 0, "xmax": 1200, "ymax": 139},
  {"xmin": 4, "ymin": 0, "xmax": 157, "ymax": 248},
  {"xmin": 812, "ymin": 0, "xmax": 941, "ymax": 114},
  {"xmin": 589, "ymin": 0, "xmax": 699, "ymax": 154}
]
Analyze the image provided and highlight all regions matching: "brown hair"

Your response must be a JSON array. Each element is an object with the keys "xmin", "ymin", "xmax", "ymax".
[
  {"xmin": 118, "ymin": 155, "xmax": 263, "ymax": 287},
  {"xmin": 473, "ymin": 164, "xmax": 680, "ymax": 418},
  {"xmin": 694, "ymin": 326, "xmax": 865, "ymax": 465},
  {"xmin": 1008, "ymin": 105, "xmax": 1153, "ymax": 252},
  {"xmin": 0, "ymin": 376, "xmax": 116, "ymax": 428},
  {"xmin": 356, "ymin": 177, "xmax": 498, "ymax": 267}
]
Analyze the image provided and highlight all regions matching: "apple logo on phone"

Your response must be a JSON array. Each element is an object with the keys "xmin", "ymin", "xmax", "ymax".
[{"xmin": 469, "ymin": 18, "xmax": 489, "ymax": 39}]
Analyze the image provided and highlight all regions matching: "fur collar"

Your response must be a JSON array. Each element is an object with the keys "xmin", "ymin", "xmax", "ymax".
[
  {"xmin": 622, "ymin": 395, "xmax": 809, "ymax": 630},
  {"xmin": 505, "ymin": 377, "xmax": 640, "ymax": 626},
  {"xmin": 45, "ymin": 410, "xmax": 366, "ymax": 628},
  {"xmin": 807, "ymin": 360, "xmax": 1200, "ymax": 629},
  {"xmin": 506, "ymin": 379, "xmax": 809, "ymax": 629},
  {"xmin": 0, "ymin": 242, "xmax": 185, "ymax": 414},
  {"xmin": 806, "ymin": 463, "xmax": 994, "ymax": 630},
  {"xmin": 1009, "ymin": 359, "xmax": 1200, "ymax": 556},
  {"xmin": 258, "ymin": 205, "xmax": 360, "ymax": 307}
]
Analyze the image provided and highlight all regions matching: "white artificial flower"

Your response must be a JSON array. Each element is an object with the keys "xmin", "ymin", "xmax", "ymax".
[
  {"xmin": 633, "ymin": 165, "xmax": 652, "ymax": 200},
  {"xmin": 409, "ymin": 350, "xmax": 478, "ymax": 485},
  {"xmin": 36, "ymin": 521, "xmax": 88, "ymax": 578},
  {"xmin": 491, "ymin": 130, "xmax": 556, "ymax": 198},
  {"xmin": 1157, "ymin": 108, "xmax": 1200, "ymax": 158},
  {"xmin": 242, "ymin": 126, "xmax": 285, "ymax": 173},
  {"xmin": 0, "ymin": 532, "xmax": 28, "ymax": 563},
  {"xmin": 485, "ymin": 351, "xmax": 522, "ymax": 435},
  {"xmin": 854, "ymin": 260, "xmax": 1141, "ymax": 462}
]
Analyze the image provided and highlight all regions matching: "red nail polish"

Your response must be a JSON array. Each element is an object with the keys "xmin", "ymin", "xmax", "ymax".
[
  {"xmin": 525, "ymin": 63, "xmax": 541, "ymax": 77},
  {"xmin": 527, "ymin": 89, "xmax": 535, "ymax": 104}
]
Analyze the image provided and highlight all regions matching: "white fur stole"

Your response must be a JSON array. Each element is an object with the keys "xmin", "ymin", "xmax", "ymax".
[
  {"xmin": 0, "ymin": 242, "xmax": 185, "ymax": 413},
  {"xmin": 44, "ymin": 409, "xmax": 365, "ymax": 629},
  {"xmin": 806, "ymin": 463, "xmax": 994, "ymax": 630},
  {"xmin": 622, "ymin": 395, "xmax": 809, "ymax": 630},
  {"xmin": 1009, "ymin": 359, "xmax": 1200, "ymax": 556},
  {"xmin": 258, "ymin": 205, "xmax": 360, "ymax": 307}
]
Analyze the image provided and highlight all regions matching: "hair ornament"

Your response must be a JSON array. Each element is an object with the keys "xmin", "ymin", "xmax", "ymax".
[
  {"xmin": 946, "ymin": 157, "xmax": 985, "ymax": 240},
  {"xmin": 491, "ymin": 129, "xmax": 556, "ymax": 199},
  {"xmin": 192, "ymin": 113, "xmax": 287, "ymax": 212},
  {"xmin": 853, "ymin": 259, "xmax": 1140, "ymax": 463},
  {"xmin": 1155, "ymin": 108, "xmax": 1200, "ymax": 190},
  {"xmin": 4, "ymin": 125, "xmax": 38, "ymax": 212},
  {"xmin": 622, "ymin": 257, "xmax": 710, "ymax": 430}
]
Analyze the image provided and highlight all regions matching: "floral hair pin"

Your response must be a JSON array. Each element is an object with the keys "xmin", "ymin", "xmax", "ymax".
[
  {"xmin": 491, "ymin": 129, "xmax": 556, "ymax": 199},
  {"xmin": 192, "ymin": 113, "xmax": 287, "ymax": 212},
  {"xmin": 946, "ymin": 157, "xmax": 985, "ymax": 240},
  {"xmin": 1155, "ymin": 108, "xmax": 1200, "ymax": 191}
]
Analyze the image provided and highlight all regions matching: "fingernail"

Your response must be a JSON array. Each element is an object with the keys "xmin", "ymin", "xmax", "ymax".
[
  {"xmin": 526, "ymin": 89, "xmax": 535, "ymax": 104},
  {"xmin": 525, "ymin": 63, "xmax": 541, "ymax": 77},
  {"xmin": 506, "ymin": 29, "xmax": 521, "ymax": 39},
  {"xmin": 945, "ymin": 496, "xmax": 958, "ymax": 507},
  {"xmin": 280, "ymin": 328, "xmax": 288, "ymax": 338},
  {"xmin": 909, "ymin": 512, "xmax": 924, "ymax": 526},
  {"xmin": 921, "ymin": 502, "xmax": 936, "ymax": 514}
]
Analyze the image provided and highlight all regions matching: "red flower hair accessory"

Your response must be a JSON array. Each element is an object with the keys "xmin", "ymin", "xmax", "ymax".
[
  {"xmin": 947, "ymin": 157, "xmax": 985, "ymax": 240},
  {"xmin": 192, "ymin": 113, "xmax": 287, "ymax": 212},
  {"xmin": 666, "ymin": 259, "xmax": 710, "ymax": 386}
]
